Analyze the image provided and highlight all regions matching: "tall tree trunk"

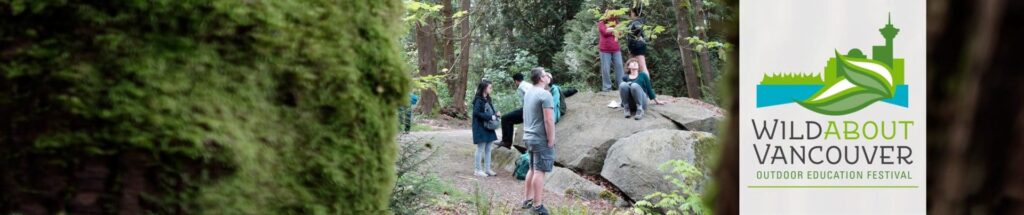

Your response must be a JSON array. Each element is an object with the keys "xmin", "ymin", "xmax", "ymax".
[
  {"xmin": 713, "ymin": 1, "xmax": 739, "ymax": 213},
  {"xmin": 443, "ymin": 0, "xmax": 472, "ymax": 119},
  {"xmin": 692, "ymin": 0, "xmax": 716, "ymax": 96},
  {"xmin": 441, "ymin": 0, "xmax": 455, "ymax": 69},
  {"xmin": 672, "ymin": 0, "xmax": 703, "ymax": 99},
  {"xmin": 415, "ymin": 20, "xmax": 439, "ymax": 115}
]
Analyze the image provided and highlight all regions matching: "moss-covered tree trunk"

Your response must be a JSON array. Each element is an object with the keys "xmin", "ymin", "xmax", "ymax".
[
  {"xmin": 671, "ymin": 0, "xmax": 704, "ymax": 99},
  {"xmin": 1, "ymin": 1, "xmax": 409, "ymax": 214},
  {"xmin": 692, "ymin": 0, "xmax": 716, "ymax": 96}
]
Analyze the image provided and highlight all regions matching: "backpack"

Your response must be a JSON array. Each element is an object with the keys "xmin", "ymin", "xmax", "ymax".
[
  {"xmin": 551, "ymin": 85, "xmax": 567, "ymax": 123},
  {"xmin": 514, "ymin": 152, "xmax": 531, "ymax": 180}
]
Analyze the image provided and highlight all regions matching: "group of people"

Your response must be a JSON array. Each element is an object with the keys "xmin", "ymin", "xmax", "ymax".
[
  {"xmin": 599, "ymin": 6, "xmax": 648, "ymax": 88},
  {"xmin": 466, "ymin": 6, "xmax": 659, "ymax": 215},
  {"xmin": 469, "ymin": 68, "xmax": 559, "ymax": 214},
  {"xmin": 600, "ymin": 6, "xmax": 663, "ymax": 119}
]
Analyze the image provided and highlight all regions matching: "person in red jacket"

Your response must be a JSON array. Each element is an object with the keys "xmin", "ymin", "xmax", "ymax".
[{"xmin": 598, "ymin": 10, "xmax": 625, "ymax": 92}]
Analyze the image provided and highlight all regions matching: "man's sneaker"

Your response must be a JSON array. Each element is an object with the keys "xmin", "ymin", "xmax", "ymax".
[
  {"xmin": 474, "ymin": 170, "xmax": 488, "ymax": 177},
  {"xmin": 634, "ymin": 108, "xmax": 645, "ymax": 120},
  {"xmin": 533, "ymin": 204, "xmax": 550, "ymax": 215},
  {"xmin": 486, "ymin": 169, "xmax": 497, "ymax": 176},
  {"xmin": 521, "ymin": 199, "xmax": 533, "ymax": 209},
  {"xmin": 623, "ymin": 107, "xmax": 632, "ymax": 118}
]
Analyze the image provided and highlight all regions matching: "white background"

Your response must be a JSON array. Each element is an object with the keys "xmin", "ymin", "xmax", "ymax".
[{"xmin": 739, "ymin": 0, "xmax": 926, "ymax": 214}]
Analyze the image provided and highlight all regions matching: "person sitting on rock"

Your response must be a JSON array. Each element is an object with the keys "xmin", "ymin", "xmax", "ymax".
[
  {"xmin": 500, "ymin": 72, "xmax": 577, "ymax": 149},
  {"xmin": 545, "ymin": 71, "xmax": 578, "ymax": 124},
  {"xmin": 619, "ymin": 58, "xmax": 662, "ymax": 120},
  {"xmin": 498, "ymin": 73, "xmax": 531, "ymax": 149}
]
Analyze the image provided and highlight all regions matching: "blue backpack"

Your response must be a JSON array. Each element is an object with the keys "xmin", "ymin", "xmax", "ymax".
[
  {"xmin": 514, "ymin": 152, "xmax": 531, "ymax": 180},
  {"xmin": 551, "ymin": 85, "xmax": 566, "ymax": 123}
]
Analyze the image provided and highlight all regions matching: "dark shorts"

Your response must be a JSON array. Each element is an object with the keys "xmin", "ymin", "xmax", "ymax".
[
  {"xmin": 627, "ymin": 40, "xmax": 647, "ymax": 56},
  {"xmin": 525, "ymin": 140, "xmax": 555, "ymax": 173}
]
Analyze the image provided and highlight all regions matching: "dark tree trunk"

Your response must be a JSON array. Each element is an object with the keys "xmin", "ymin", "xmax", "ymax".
[
  {"xmin": 713, "ymin": 1, "xmax": 739, "ymax": 214},
  {"xmin": 415, "ymin": 19, "xmax": 439, "ymax": 115},
  {"xmin": 441, "ymin": 0, "xmax": 455, "ymax": 69},
  {"xmin": 443, "ymin": 0, "xmax": 472, "ymax": 119},
  {"xmin": 928, "ymin": 0, "xmax": 1024, "ymax": 214},
  {"xmin": 671, "ymin": 0, "xmax": 703, "ymax": 99},
  {"xmin": 692, "ymin": 0, "xmax": 716, "ymax": 96}
]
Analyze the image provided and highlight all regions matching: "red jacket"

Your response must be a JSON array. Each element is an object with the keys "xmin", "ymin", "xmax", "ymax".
[{"xmin": 597, "ymin": 21, "xmax": 620, "ymax": 52}]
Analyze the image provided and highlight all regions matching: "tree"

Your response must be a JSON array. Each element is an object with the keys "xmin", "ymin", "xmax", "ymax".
[
  {"xmin": 0, "ymin": 0, "xmax": 409, "ymax": 213},
  {"xmin": 440, "ymin": 0, "xmax": 472, "ymax": 119},
  {"xmin": 692, "ymin": 0, "xmax": 716, "ymax": 96},
  {"xmin": 444, "ymin": 0, "xmax": 473, "ymax": 118},
  {"xmin": 441, "ymin": 0, "xmax": 456, "ymax": 72},
  {"xmin": 415, "ymin": 17, "xmax": 440, "ymax": 115},
  {"xmin": 672, "ymin": 0, "xmax": 704, "ymax": 99},
  {"xmin": 495, "ymin": 0, "xmax": 584, "ymax": 67}
]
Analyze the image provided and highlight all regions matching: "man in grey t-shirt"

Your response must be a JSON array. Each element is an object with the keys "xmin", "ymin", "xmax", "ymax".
[{"xmin": 520, "ymin": 68, "xmax": 555, "ymax": 214}]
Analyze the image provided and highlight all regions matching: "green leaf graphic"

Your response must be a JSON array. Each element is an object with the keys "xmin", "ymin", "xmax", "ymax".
[
  {"xmin": 798, "ymin": 79, "xmax": 886, "ymax": 115},
  {"xmin": 835, "ymin": 50, "xmax": 896, "ymax": 97},
  {"xmin": 796, "ymin": 51, "xmax": 898, "ymax": 115}
]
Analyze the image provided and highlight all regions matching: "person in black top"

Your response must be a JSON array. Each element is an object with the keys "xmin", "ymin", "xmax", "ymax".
[
  {"xmin": 627, "ymin": 6, "xmax": 650, "ymax": 75},
  {"xmin": 471, "ymin": 79, "xmax": 499, "ymax": 177}
]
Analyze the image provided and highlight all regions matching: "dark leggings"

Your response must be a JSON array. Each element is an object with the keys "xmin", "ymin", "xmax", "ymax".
[{"xmin": 500, "ymin": 108, "xmax": 524, "ymax": 144}]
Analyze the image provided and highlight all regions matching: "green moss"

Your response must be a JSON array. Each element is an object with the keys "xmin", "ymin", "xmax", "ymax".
[
  {"xmin": 598, "ymin": 190, "xmax": 618, "ymax": 203},
  {"xmin": 1, "ymin": 0, "xmax": 408, "ymax": 214},
  {"xmin": 693, "ymin": 134, "xmax": 719, "ymax": 175}
]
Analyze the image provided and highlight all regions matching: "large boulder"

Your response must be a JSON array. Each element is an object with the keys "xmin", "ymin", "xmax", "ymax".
[
  {"xmin": 649, "ymin": 97, "xmax": 725, "ymax": 134},
  {"xmin": 552, "ymin": 92, "xmax": 722, "ymax": 175},
  {"xmin": 543, "ymin": 167, "xmax": 613, "ymax": 201},
  {"xmin": 600, "ymin": 129, "xmax": 715, "ymax": 201},
  {"xmin": 491, "ymin": 146, "xmax": 522, "ymax": 173}
]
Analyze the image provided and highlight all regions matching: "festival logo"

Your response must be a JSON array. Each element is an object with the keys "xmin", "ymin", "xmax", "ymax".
[
  {"xmin": 756, "ymin": 14, "xmax": 908, "ymax": 115},
  {"xmin": 740, "ymin": 0, "xmax": 926, "ymax": 214}
]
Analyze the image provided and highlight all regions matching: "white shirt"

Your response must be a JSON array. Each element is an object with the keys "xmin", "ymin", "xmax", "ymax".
[{"xmin": 517, "ymin": 81, "xmax": 533, "ymax": 99}]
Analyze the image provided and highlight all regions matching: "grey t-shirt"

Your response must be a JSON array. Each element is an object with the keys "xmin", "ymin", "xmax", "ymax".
[{"xmin": 522, "ymin": 86, "xmax": 554, "ymax": 142}]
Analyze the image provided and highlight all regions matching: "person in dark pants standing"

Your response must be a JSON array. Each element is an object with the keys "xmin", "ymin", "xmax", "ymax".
[
  {"xmin": 498, "ymin": 73, "xmax": 531, "ymax": 148},
  {"xmin": 399, "ymin": 92, "xmax": 418, "ymax": 134}
]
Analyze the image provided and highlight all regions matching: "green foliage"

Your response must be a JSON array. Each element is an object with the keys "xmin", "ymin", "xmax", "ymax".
[
  {"xmin": 693, "ymin": 136, "xmax": 720, "ymax": 215},
  {"xmin": 633, "ymin": 160, "xmax": 711, "ymax": 215},
  {"xmin": 471, "ymin": 49, "xmax": 538, "ymax": 114},
  {"xmin": 552, "ymin": 5, "xmax": 601, "ymax": 88},
  {"xmin": 1, "ymin": 0, "xmax": 409, "ymax": 214},
  {"xmin": 413, "ymin": 74, "xmax": 447, "ymax": 91},
  {"xmin": 404, "ymin": 0, "xmax": 444, "ymax": 25},
  {"xmin": 593, "ymin": 7, "xmax": 630, "ymax": 20},
  {"xmin": 470, "ymin": 183, "xmax": 496, "ymax": 215},
  {"xmin": 760, "ymin": 73, "xmax": 825, "ymax": 85},
  {"xmin": 550, "ymin": 202, "xmax": 591, "ymax": 215},
  {"xmin": 487, "ymin": 0, "xmax": 584, "ymax": 67},
  {"xmin": 685, "ymin": 36, "xmax": 730, "ymax": 52},
  {"xmin": 546, "ymin": 200, "xmax": 631, "ymax": 215},
  {"xmin": 390, "ymin": 136, "xmax": 448, "ymax": 214}
]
